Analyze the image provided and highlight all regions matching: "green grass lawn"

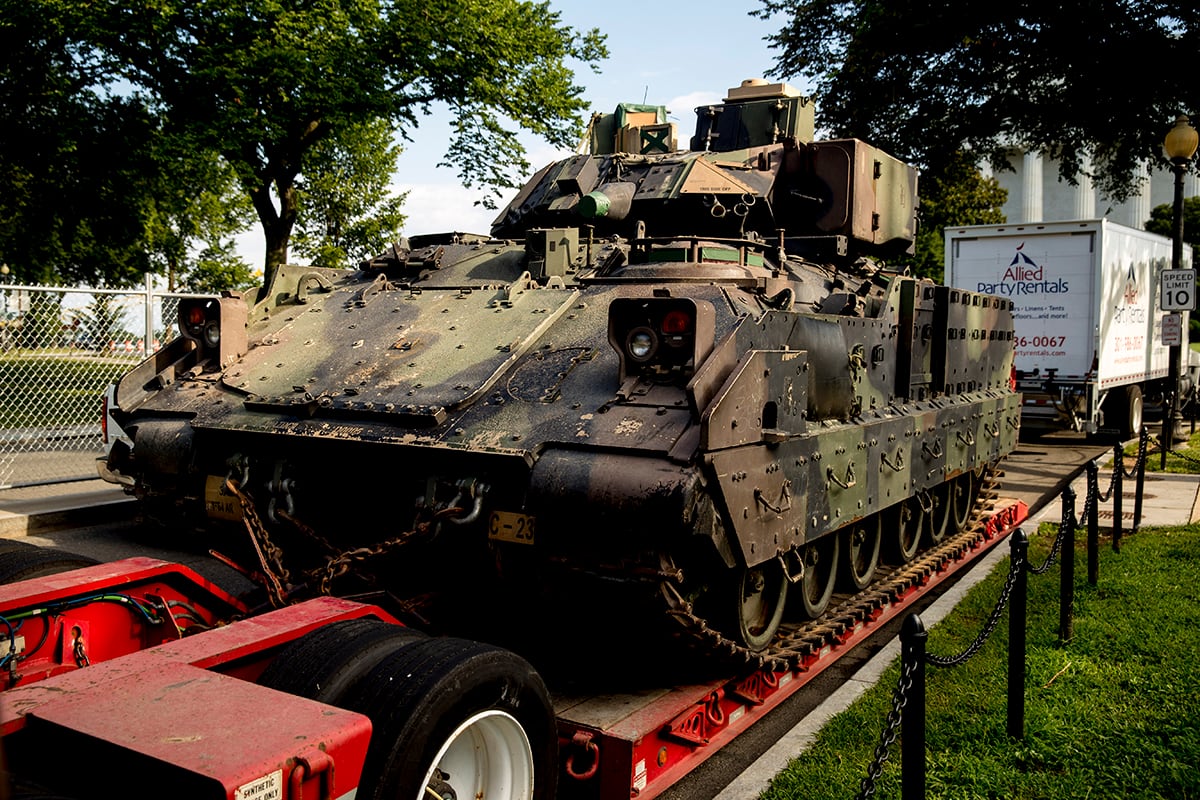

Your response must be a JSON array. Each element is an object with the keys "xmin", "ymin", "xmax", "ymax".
[{"xmin": 761, "ymin": 523, "xmax": 1200, "ymax": 800}]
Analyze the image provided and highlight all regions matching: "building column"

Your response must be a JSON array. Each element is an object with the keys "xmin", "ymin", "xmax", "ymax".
[
  {"xmin": 1127, "ymin": 162, "xmax": 1151, "ymax": 228},
  {"xmin": 1073, "ymin": 153, "xmax": 1095, "ymax": 219},
  {"xmin": 1021, "ymin": 150, "xmax": 1043, "ymax": 222}
]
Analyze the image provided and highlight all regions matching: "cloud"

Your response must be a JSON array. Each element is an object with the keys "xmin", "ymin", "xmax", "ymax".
[{"xmin": 398, "ymin": 183, "xmax": 507, "ymax": 237}]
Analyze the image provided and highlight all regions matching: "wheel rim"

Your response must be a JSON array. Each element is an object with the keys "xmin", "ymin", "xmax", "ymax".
[
  {"xmin": 891, "ymin": 499, "xmax": 922, "ymax": 563},
  {"xmin": 950, "ymin": 472, "xmax": 975, "ymax": 533},
  {"xmin": 1129, "ymin": 391, "xmax": 1144, "ymax": 436},
  {"xmin": 419, "ymin": 709, "xmax": 535, "ymax": 800},
  {"xmin": 798, "ymin": 536, "xmax": 839, "ymax": 619},
  {"xmin": 926, "ymin": 484, "xmax": 951, "ymax": 545},
  {"xmin": 842, "ymin": 515, "xmax": 881, "ymax": 590},
  {"xmin": 735, "ymin": 561, "xmax": 788, "ymax": 652}
]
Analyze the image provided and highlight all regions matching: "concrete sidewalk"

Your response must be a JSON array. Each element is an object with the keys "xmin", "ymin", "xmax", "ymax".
[
  {"xmin": 1029, "ymin": 469, "xmax": 1200, "ymax": 530},
  {"xmin": 0, "ymin": 477, "xmax": 133, "ymax": 538}
]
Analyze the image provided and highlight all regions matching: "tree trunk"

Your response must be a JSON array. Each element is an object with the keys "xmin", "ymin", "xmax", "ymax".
[{"xmin": 250, "ymin": 176, "xmax": 298, "ymax": 298}]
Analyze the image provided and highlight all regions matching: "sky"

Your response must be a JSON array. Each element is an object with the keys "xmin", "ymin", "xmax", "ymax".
[{"xmin": 386, "ymin": 2, "xmax": 804, "ymax": 238}]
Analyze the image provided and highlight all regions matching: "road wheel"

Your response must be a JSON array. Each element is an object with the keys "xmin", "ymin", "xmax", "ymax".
[
  {"xmin": 257, "ymin": 618, "xmax": 427, "ymax": 704},
  {"xmin": 343, "ymin": 637, "xmax": 557, "ymax": 800},
  {"xmin": 728, "ymin": 560, "xmax": 788, "ymax": 652},
  {"xmin": 0, "ymin": 547, "xmax": 99, "ymax": 584},
  {"xmin": 795, "ymin": 535, "xmax": 840, "ymax": 619},
  {"xmin": 840, "ymin": 514, "xmax": 881, "ymax": 591},
  {"xmin": 884, "ymin": 499, "xmax": 923, "ymax": 564},
  {"xmin": 925, "ymin": 484, "xmax": 952, "ymax": 545},
  {"xmin": 949, "ymin": 471, "xmax": 976, "ymax": 533}
]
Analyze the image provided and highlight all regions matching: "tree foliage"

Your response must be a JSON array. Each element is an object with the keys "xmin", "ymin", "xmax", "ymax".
[
  {"xmin": 756, "ymin": 1, "xmax": 1200, "ymax": 201},
  {"xmin": 0, "ymin": 1, "xmax": 257, "ymax": 290},
  {"xmin": 65, "ymin": 0, "xmax": 607, "ymax": 287},
  {"xmin": 911, "ymin": 152, "xmax": 1008, "ymax": 281},
  {"xmin": 1146, "ymin": 195, "xmax": 1200, "ymax": 339},
  {"xmin": 291, "ymin": 119, "xmax": 407, "ymax": 269},
  {"xmin": 0, "ymin": 2, "xmax": 155, "ymax": 286}
]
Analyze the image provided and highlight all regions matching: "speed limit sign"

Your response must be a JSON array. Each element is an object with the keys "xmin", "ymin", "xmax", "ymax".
[{"xmin": 1161, "ymin": 268, "xmax": 1196, "ymax": 311}]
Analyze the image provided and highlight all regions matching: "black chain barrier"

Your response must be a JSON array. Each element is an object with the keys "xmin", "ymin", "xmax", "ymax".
[
  {"xmin": 853, "ymin": 426, "xmax": 1153, "ymax": 798},
  {"xmin": 855, "ymin": 657, "xmax": 919, "ymax": 800}
]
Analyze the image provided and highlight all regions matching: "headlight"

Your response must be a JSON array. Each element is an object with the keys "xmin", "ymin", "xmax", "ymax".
[
  {"xmin": 608, "ymin": 296, "xmax": 715, "ymax": 383},
  {"xmin": 178, "ymin": 293, "xmax": 248, "ymax": 366},
  {"xmin": 627, "ymin": 327, "xmax": 657, "ymax": 361}
]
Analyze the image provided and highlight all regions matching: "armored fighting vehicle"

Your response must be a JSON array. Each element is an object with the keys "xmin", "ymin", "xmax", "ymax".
[{"xmin": 102, "ymin": 79, "xmax": 1021, "ymax": 668}]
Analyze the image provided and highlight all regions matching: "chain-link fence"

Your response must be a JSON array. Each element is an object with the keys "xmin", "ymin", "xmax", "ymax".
[{"xmin": 0, "ymin": 276, "xmax": 211, "ymax": 488}]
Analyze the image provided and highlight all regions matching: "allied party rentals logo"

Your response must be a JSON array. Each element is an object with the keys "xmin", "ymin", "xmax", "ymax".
[
  {"xmin": 973, "ymin": 243, "xmax": 1069, "ymax": 296},
  {"xmin": 1122, "ymin": 263, "xmax": 1139, "ymax": 305}
]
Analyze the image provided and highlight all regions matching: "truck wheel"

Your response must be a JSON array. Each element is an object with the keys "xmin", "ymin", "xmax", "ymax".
[
  {"xmin": 0, "ymin": 548, "xmax": 99, "ymax": 584},
  {"xmin": 344, "ymin": 637, "xmax": 557, "ymax": 800},
  {"xmin": 795, "ymin": 535, "xmax": 839, "ymax": 619},
  {"xmin": 257, "ymin": 618, "xmax": 427, "ymax": 704},
  {"xmin": 1122, "ymin": 385, "xmax": 1144, "ymax": 440},
  {"xmin": 840, "ymin": 513, "xmax": 881, "ymax": 591}
]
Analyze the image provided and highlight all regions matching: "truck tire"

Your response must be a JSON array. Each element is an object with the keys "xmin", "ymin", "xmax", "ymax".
[
  {"xmin": 343, "ymin": 636, "xmax": 558, "ymax": 800},
  {"xmin": 0, "ymin": 548, "xmax": 99, "ymax": 584},
  {"xmin": 256, "ymin": 618, "xmax": 428, "ymax": 704},
  {"xmin": 1122, "ymin": 385, "xmax": 1144, "ymax": 440}
]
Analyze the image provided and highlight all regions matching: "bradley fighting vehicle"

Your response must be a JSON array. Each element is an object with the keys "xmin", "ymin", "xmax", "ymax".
[{"xmin": 101, "ymin": 79, "xmax": 1021, "ymax": 669}]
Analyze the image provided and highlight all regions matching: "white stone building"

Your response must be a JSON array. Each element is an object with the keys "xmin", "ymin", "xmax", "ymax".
[{"xmin": 986, "ymin": 150, "xmax": 1200, "ymax": 229}]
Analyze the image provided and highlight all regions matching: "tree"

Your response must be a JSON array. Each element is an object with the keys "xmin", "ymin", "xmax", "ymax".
[
  {"xmin": 291, "ymin": 119, "xmax": 407, "ymax": 269},
  {"xmin": 143, "ymin": 137, "xmax": 257, "ymax": 293},
  {"xmin": 911, "ymin": 152, "xmax": 1008, "ymax": 281},
  {"xmin": 0, "ymin": 1, "xmax": 255, "ymax": 290},
  {"xmin": 0, "ymin": 0, "xmax": 156, "ymax": 286},
  {"xmin": 66, "ymin": 0, "xmax": 607, "ymax": 289},
  {"xmin": 1146, "ymin": 195, "xmax": 1200, "ymax": 339},
  {"xmin": 755, "ymin": 1, "xmax": 1200, "ymax": 202}
]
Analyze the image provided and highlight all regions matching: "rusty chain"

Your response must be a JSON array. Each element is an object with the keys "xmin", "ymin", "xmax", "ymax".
[
  {"xmin": 311, "ymin": 506, "xmax": 463, "ymax": 596},
  {"xmin": 226, "ymin": 476, "xmax": 292, "ymax": 607},
  {"xmin": 225, "ymin": 475, "xmax": 467, "ymax": 602},
  {"xmin": 855, "ymin": 657, "xmax": 917, "ymax": 800}
]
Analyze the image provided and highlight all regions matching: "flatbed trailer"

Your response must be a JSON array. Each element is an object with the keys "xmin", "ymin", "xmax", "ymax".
[{"xmin": 0, "ymin": 498, "xmax": 1026, "ymax": 800}]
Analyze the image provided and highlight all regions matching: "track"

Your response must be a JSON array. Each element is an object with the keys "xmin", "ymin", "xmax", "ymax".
[{"xmin": 654, "ymin": 432, "xmax": 1111, "ymax": 800}]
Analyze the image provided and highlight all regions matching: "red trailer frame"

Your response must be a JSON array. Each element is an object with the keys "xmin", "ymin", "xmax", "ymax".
[{"xmin": 0, "ymin": 499, "xmax": 1027, "ymax": 800}]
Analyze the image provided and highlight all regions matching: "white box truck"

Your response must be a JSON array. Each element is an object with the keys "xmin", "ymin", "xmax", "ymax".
[{"xmin": 945, "ymin": 219, "xmax": 1189, "ymax": 437}]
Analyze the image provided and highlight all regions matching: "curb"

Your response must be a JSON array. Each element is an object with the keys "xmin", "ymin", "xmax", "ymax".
[{"xmin": 0, "ymin": 496, "xmax": 136, "ymax": 539}]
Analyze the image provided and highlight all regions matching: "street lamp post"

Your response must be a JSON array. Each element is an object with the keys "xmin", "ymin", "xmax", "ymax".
[{"xmin": 1161, "ymin": 115, "xmax": 1198, "ymax": 468}]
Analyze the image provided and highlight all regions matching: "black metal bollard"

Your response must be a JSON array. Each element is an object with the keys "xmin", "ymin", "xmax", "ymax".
[
  {"xmin": 1133, "ymin": 425, "xmax": 1148, "ymax": 534},
  {"xmin": 1059, "ymin": 488, "xmax": 1076, "ymax": 645},
  {"xmin": 901, "ymin": 614, "xmax": 927, "ymax": 800},
  {"xmin": 1112, "ymin": 443, "xmax": 1124, "ymax": 553},
  {"xmin": 1008, "ymin": 529, "xmax": 1029, "ymax": 739},
  {"xmin": 1086, "ymin": 461, "xmax": 1099, "ymax": 586}
]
